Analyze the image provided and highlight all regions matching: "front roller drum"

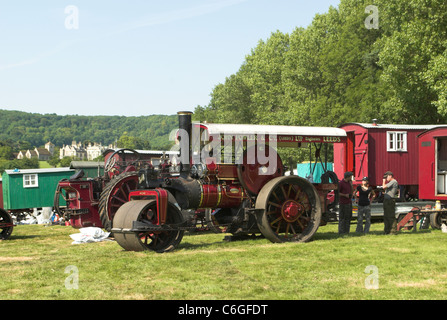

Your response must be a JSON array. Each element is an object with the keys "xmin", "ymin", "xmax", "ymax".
[
  {"xmin": 113, "ymin": 200, "xmax": 184, "ymax": 253},
  {"xmin": 255, "ymin": 176, "xmax": 322, "ymax": 243}
]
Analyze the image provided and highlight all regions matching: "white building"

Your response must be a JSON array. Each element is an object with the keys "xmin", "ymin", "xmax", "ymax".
[
  {"xmin": 86, "ymin": 143, "xmax": 107, "ymax": 161},
  {"xmin": 60, "ymin": 141, "xmax": 110, "ymax": 160},
  {"xmin": 60, "ymin": 141, "xmax": 87, "ymax": 160}
]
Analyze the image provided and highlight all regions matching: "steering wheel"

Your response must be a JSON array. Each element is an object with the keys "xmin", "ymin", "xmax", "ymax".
[{"xmin": 104, "ymin": 148, "xmax": 140, "ymax": 174}]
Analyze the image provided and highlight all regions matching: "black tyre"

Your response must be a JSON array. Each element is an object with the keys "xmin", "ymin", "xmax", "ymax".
[
  {"xmin": 113, "ymin": 200, "xmax": 185, "ymax": 253},
  {"xmin": 0, "ymin": 209, "xmax": 14, "ymax": 240},
  {"xmin": 430, "ymin": 212, "xmax": 442, "ymax": 230}
]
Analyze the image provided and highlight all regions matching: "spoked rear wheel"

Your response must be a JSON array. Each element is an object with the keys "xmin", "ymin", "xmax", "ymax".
[
  {"xmin": 0, "ymin": 209, "xmax": 14, "ymax": 240},
  {"xmin": 99, "ymin": 172, "xmax": 138, "ymax": 232},
  {"xmin": 255, "ymin": 176, "xmax": 322, "ymax": 243},
  {"xmin": 113, "ymin": 200, "xmax": 185, "ymax": 253}
]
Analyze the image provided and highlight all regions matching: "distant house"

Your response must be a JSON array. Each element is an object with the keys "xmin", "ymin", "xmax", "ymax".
[
  {"xmin": 17, "ymin": 151, "xmax": 26, "ymax": 160},
  {"xmin": 59, "ymin": 141, "xmax": 87, "ymax": 160},
  {"xmin": 86, "ymin": 143, "xmax": 107, "ymax": 161},
  {"xmin": 45, "ymin": 141, "xmax": 55, "ymax": 155},
  {"xmin": 16, "ymin": 141, "xmax": 55, "ymax": 161},
  {"xmin": 25, "ymin": 150, "xmax": 38, "ymax": 159},
  {"xmin": 60, "ymin": 141, "xmax": 109, "ymax": 161},
  {"xmin": 35, "ymin": 148, "xmax": 52, "ymax": 161}
]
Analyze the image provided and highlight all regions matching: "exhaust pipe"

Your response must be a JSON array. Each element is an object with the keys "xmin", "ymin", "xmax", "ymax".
[{"xmin": 177, "ymin": 111, "xmax": 193, "ymax": 174}]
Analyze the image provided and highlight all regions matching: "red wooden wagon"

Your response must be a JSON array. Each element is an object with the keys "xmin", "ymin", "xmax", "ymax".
[
  {"xmin": 334, "ymin": 121, "xmax": 447, "ymax": 230},
  {"xmin": 334, "ymin": 121, "xmax": 438, "ymax": 199}
]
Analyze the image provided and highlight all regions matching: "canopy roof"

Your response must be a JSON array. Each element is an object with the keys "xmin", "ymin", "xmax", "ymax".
[
  {"xmin": 200, "ymin": 123, "xmax": 346, "ymax": 137},
  {"xmin": 196, "ymin": 123, "xmax": 346, "ymax": 145},
  {"xmin": 5, "ymin": 168, "xmax": 74, "ymax": 175}
]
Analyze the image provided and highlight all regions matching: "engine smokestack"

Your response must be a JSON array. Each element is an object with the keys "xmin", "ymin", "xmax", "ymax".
[{"xmin": 177, "ymin": 111, "xmax": 193, "ymax": 174}]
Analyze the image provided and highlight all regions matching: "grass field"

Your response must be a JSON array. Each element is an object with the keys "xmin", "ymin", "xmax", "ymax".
[{"xmin": 1, "ymin": 222, "xmax": 447, "ymax": 300}]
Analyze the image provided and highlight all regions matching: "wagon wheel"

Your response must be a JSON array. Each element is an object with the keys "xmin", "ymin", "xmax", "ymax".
[
  {"xmin": 255, "ymin": 176, "xmax": 322, "ymax": 243},
  {"xmin": 99, "ymin": 171, "xmax": 138, "ymax": 232},
  {"xmin": 113, "ymin": 200, "xmax": 185, "ymax": 252},
  {"xmin": 0, "ymin": 209, "xmax": 14, "ymax": 240},
  {"xmin": 429, "ymin": 212, "xmax": 442, "ymax": 230}
]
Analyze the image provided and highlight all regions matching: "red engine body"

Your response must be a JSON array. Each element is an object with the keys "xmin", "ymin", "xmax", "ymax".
[{"xmin": 56, "ymin": 179, "xmax": 102, "ymax": 228}]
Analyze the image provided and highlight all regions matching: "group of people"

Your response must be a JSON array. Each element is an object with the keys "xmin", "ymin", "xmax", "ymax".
[{"xmin": 338, "ymin": 171, "xmax": 399, "ymax": 235}]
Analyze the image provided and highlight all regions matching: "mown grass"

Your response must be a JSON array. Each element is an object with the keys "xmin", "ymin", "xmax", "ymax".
[{"xmin": 1, "ymin": 222, "xmax": 447, "ymax": 300}]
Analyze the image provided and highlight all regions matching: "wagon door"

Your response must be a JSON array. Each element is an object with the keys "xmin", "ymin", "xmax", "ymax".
[
  {"xmin": 346, "ymin": 132, "xmax": 355, "ymax": 174},
  {"xmin": 354, "ymin": 131, "xmax": 368, "ymax": 182}
]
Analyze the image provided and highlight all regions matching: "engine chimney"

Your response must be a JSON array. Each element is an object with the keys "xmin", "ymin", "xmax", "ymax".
[{"xmin": 177, "ymin": 111, "xmax": 193, "ymax": 174}]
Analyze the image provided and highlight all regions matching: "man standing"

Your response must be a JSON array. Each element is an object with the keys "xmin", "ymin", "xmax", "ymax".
[
  {"xmin": 382, "ymin": 171, "xmax": 399, "ymax": 234},
  {"xmin": 338, "ymin": 171, "xmax": 353, "ymax": 234}
]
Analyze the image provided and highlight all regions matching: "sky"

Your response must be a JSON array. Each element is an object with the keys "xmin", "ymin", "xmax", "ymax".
[{"xmin": 0, "ymin": 0, "xmax": 340, "ymax": 117}]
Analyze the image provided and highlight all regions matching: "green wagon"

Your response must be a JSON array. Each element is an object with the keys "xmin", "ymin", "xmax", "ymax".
[{"xmin": 2, "ymin": 168, "xmax": 75, "ymax": 212}]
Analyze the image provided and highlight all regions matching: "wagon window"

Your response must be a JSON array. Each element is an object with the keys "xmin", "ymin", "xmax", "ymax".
[
  {"xmin": 23, "ymin": 174, "xmax": 38, "ymax": 188},
  {"xmin": 387, "ymin": 131, "xmax": 407, "ymax": 152}
]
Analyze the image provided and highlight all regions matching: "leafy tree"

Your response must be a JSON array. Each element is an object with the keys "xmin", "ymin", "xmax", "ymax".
[
  {"xmin": 48, "ymin": 151, "xmax": 61, "ymax": 168},
  {"xmin": 374, "ymin": 0, "xmax": 447, "ymax": 123},
  {"xmin": 0, "ymin": 146, "xmax": 13, "ymax": 160},
  {"xmin": 196, "ymin": 0, "xmax": 447, "ymax": 129},
  {"xmin": 60, "ymin": 156, "xmax": 74, "ymax": 167},
  {"xmin": 117, "ymin": 134, "xmax": 151, "ymax": 150}
]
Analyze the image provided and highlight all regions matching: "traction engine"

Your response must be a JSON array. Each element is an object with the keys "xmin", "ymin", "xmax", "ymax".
[
  {"xmin": 111, "ymin": 112, "xmax": 346, "ymax": 252},
  {"xmin": 54, "ymin": 148, "xmax": 169, "ymax": 230}
]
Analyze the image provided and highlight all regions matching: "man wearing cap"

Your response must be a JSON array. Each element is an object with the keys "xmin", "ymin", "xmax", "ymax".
[
  {"xmin": 338, "ymin": 171, "xmax": 354, "ymax": 234},
  {"xmin": 382, "ymin": 171, "xmax": 399, "ymax": 234}
]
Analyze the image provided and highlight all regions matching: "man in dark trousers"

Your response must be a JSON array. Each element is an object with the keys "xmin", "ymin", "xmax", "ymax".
[
  {"xmin": 338, "ymin": 171, "xmax": 354, "ymax": 234},
  {"xmin": 382, "ymin": 171, "xmax": 399, "ymax": 234}
]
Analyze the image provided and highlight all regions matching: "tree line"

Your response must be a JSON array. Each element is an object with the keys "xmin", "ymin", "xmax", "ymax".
[
  {"xmin": 0, "ymin": 110, "xmax": 178, "ymax": 154},
  {"xmin": 194, "ymin": 0, "xmax": 447, "ymax": 127},
  {"xmin": 0, "ymin": 110, "xmax": 178, "ymax": 173}
]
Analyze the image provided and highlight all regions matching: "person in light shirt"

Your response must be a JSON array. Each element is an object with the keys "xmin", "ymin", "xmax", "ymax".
[{"xmin": 382, "ymin": 171, "xmax": 399, "ymax": 235}]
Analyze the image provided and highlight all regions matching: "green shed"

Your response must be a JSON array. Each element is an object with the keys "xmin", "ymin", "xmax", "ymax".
[
  {"xmin": 69, "ymin": 161, "xmax": 104, "ymax": 178},
  {"xmin": 2, "ymin": 168, "xmax": 75, "ymax": 211}
]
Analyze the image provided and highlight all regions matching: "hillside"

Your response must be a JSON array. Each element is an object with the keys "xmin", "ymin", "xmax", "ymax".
[{"xmin": 0, "ymin": 109, "xmax": 178, "ymax": 151}]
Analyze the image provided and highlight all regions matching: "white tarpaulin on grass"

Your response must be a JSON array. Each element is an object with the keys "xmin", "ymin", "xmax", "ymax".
[{"xmin": 70, "ymin": 227, "xmax": 111, "ymax": 244}]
